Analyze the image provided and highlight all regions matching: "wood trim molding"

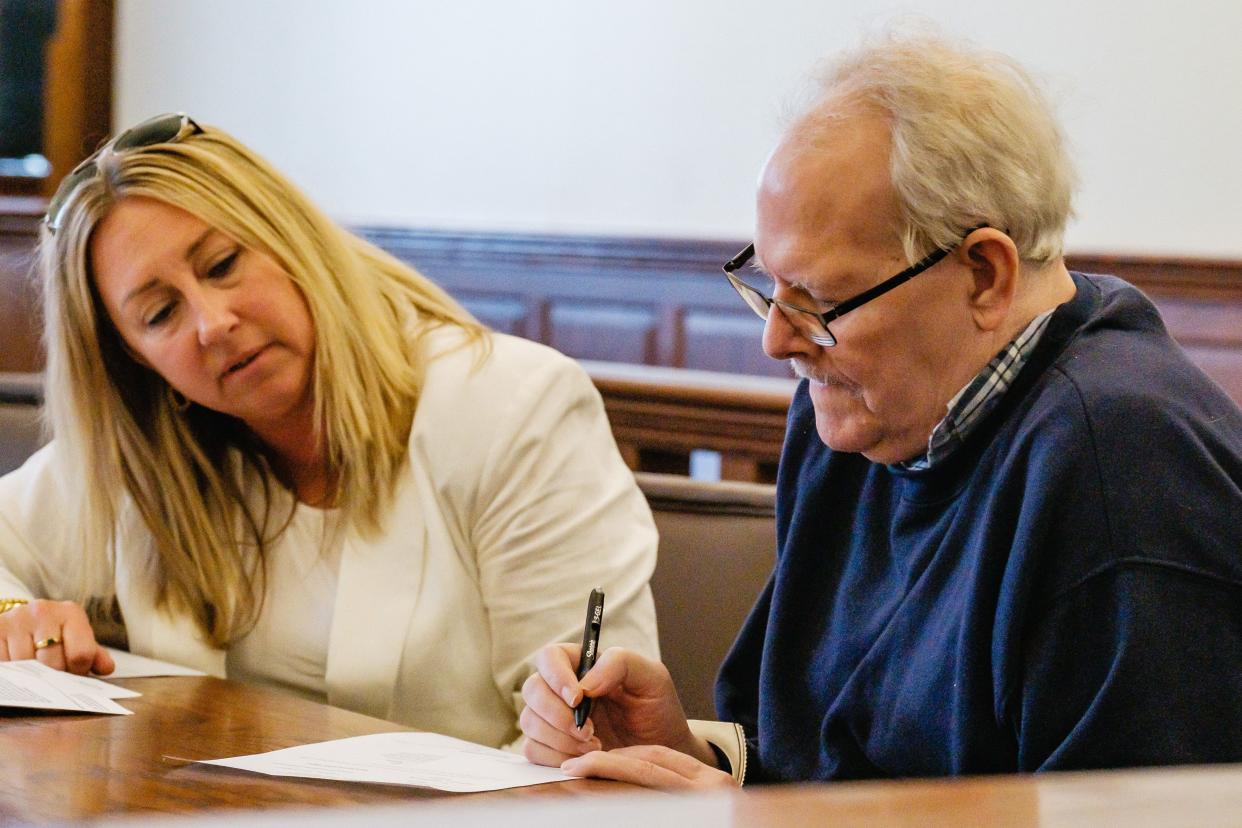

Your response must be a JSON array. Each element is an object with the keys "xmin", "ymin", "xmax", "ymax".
[
  {"xmin": 583, "ymin": 360, "xmax": 795, "ymax": 482},
  {"xmin": 1064, "ymin": 253, "xmax": 1242, "ymax": 300}
]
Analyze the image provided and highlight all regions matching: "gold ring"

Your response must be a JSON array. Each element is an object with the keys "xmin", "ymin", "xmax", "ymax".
[{"xmin": 34, "ymin": 636, "xmax": 62, "ymax": 651}]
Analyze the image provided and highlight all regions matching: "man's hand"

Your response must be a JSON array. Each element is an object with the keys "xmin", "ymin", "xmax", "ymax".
[
  {"xmin": 520, "ymin": 644, "xmax": 717, "ymax": 771},
  {"xmin": 563, "ymin": 744, "xmax": 737, "ymax": 790},
  {"xmin": 0, "ymin": 599, "xmax": 115, "ymax": 675}
]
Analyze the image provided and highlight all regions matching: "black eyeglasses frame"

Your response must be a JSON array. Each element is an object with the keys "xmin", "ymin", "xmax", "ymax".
[{"xmin": 722, "ymin": 229, "xmax": 980, "ymax": 347}]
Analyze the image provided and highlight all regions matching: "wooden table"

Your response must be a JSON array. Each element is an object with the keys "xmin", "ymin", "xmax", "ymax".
[
  {"xmin": 6, "ymin": 675, "xmax": 1242, "ymax": 826},
  {"xmin": 0, "ymin": 675, "xmax": 619, "ymax": 823}
]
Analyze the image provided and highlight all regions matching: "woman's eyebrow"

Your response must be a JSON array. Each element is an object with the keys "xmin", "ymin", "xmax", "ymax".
[
  {"xmin": 183, "ymin": 227, "xmax": 216, "ymax": 263},
  {"xmin": 120, "ymin": 278, "xmax": 163, "ymax": 312}
]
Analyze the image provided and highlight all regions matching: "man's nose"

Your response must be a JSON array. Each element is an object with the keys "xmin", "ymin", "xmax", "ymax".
[{"xmin": 761, "ymin": 302, "xmax": 813, "ymax": 362}]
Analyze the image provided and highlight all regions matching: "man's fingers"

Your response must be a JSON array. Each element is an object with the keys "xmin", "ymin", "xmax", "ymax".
[
  {"xmin": 562, "ymin": 745, "xmax": 737, "ymax": 790},
  {"xmin": 532, "ymin": 642, "xmax": 585, "ymax": 707},
  {"xmin": 608, "ymin": 744, "xmax": 729, "ymax": 777},
  {"xmin": 578, "ymin": 647, "xmax": 670, "ymax": 701},
  {"xmin": 522, "ymin": 667, "xmax": 593, "ymax": 739},
  {"xmin": 522, "ymin": 736, "xmax": 568, "ymax": 768},
  {"xmin": 519, "ymin": 700, "xmax": 599, "ymax": 759},
  {"xmin": 561, "ymin": 749, "xmax": 701, "ymax": 790},
  {"xmin": 519, "ymin": 668, "xmax": 599, "ymax": 757},
  {"xmin": 521, "ymin": 725, "xmax": 601, "ymax": 769}
]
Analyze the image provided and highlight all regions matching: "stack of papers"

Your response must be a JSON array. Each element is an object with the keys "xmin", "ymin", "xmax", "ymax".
[{"xmin": 0, "ymin": 659, "xmax": 137, "ymax": 715}]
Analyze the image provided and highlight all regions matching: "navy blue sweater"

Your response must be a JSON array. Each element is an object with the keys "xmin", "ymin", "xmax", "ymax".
[{"xmin": 716, "ymin": 273, "xmax": 1242, "ymax": 782}]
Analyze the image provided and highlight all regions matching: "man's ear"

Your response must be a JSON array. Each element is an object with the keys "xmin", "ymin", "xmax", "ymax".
[{"xmin": 954, "ymin": 228, "xmax": 1021, "ymax": 332}]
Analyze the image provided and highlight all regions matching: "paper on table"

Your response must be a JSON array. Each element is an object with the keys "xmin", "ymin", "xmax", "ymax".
[
  {"xmin": 197, "ymin": 731, "xmax": 576, "ymax": 793},
  {"xmin": 0, "ymin": 660, "xmax": 133, "ymax": 714},
  {"xmin": 55, "ymin": 669, "xmax": 142, "ymax": 699},
  {"xmin": 102, "ymin": 647, "xmax": 206, "ymax": 678}
]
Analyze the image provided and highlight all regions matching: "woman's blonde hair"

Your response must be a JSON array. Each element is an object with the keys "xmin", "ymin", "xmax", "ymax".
[
  {"xmin": 804, "ymin": 31, "xmax": 1077, "ymax": 267},
  {"xmin": 38, "ymin": 120, "xmax": 486, "ymax": 646}
]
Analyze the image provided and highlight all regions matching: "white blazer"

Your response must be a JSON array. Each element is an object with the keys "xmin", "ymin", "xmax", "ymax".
[{"xmin": 0, "ymin": 330, "xmax": 660, "ymax": 747}]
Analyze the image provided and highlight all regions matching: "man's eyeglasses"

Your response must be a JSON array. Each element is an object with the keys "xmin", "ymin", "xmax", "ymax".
[
  {"xmin": 44, "ymin": 112, "xmax": 203, "ymax": 234},
  {"xmin": 722, "ymin": 230, "xmax": 976, "ymax": 347}
]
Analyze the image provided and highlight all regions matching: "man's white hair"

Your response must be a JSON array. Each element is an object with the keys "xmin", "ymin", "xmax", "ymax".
[{"xmin": 800, "ymin": 31, "xmax": 1076, "ymax": 267}]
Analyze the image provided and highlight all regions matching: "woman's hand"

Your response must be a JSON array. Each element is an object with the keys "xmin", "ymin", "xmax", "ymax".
[
  {"xmin": 0, "ymin": 599, "xmax": 115, "ymax": 675},
  {"xmin": 520, "ymin": 644, "xmax": 717, "ymax": 772}
]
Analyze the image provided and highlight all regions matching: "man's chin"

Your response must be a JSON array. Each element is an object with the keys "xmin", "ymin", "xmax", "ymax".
[{"xmin": 813, "ymin": 414, "xmax": 874, "ymax": 457}]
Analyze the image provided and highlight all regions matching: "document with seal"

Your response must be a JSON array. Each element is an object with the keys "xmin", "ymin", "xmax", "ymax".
[{"xmin": 196, "ymin": 731, "xmax": 575, "ymax": 792}]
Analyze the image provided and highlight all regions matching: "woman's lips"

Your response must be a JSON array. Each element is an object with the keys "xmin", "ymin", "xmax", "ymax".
[{"xmin": 222, "ymin": 345, "xmax": 268, "ymax": 380}]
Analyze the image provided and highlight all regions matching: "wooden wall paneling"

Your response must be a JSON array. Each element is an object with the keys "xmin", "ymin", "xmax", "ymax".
[
  {"xmin": 682, "ymin": 308, "xmax": 773, "ymax": 376},
  {"xmin": 0, "ymin": 198, "xmax": 44, "ymax": 372},
  {"xmin": 656, "ymin": 303, "xmax": 684, "ymax": 369},
  {"xmin": 452, "ymin": 290, "xmax": 532, "ymax": 338},
  {"xmin": 547, "ymin": 299, "xmax": 661, "ymax": 364},
  {"xmin": 364, "ymin": 228, "xmax": 791, "ymax": 377}
]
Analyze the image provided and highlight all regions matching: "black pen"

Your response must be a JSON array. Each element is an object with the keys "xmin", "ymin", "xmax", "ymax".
[{"xmin": 574, "ymin": 587, "xmax": 605, "ymax": 730}]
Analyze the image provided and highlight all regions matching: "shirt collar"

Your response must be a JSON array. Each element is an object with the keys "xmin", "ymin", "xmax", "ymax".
[{"xmin": 901, "ymin": 309, "xmax": 1055, "ymax": 471}]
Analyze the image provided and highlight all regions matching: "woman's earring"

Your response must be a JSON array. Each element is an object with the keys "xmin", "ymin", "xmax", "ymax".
[{"xmin": 168, "ymin": 386, "xmax": 192, "ymax": 413}]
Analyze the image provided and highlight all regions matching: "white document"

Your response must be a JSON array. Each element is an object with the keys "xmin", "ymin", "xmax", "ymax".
[
  {"xmin": 101, "ymin": 647, "xmax": 206, "ymax": 678},
  {"xmin": 56, "ymin": 669, "xmax": 142, "ymax": 699},
  {"xmin": 0, "ymin": 660, "xmax": 133, "ymax": 715},
  {"xmin": 198, "ymin": 732, "xmax": 576, "ymax": 793}
]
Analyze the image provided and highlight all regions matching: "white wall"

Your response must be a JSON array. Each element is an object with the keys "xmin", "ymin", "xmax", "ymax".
[{"xmin": 116, "ymin": 1, "xmax": 1242, "ymax": 257}]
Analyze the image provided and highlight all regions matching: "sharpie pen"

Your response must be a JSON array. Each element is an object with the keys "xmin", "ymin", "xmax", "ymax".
[{"xmin": 574, "ymin": 588, "xmax": 605, "ymax": 730}]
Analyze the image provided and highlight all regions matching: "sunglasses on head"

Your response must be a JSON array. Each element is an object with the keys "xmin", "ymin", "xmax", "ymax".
[{"xmin": 43, "ymin": 112, "xmax": 203, "ymax": 234}]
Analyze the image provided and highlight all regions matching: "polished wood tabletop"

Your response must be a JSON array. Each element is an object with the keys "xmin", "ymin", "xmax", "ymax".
[
  {"xmin": 0, "ymin": 675, "xmax": 621, "ymax": 823},
  {"xmin": 6, "ymin": 675, "xmax": 1242, "ymax": 826}
]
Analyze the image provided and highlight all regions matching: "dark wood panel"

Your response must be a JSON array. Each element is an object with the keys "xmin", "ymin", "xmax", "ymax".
[
  {"xmin": 455, "ymin": 291, "xmax": 533, "ymax": 338},
  {"xmin": 0, "ymin": 198, "xmax": 44, "ymax": 372},
  {"xmin": 547, "ymin": 300, "xmax": 661, "ymax": 364},
  {"xmin": 682, "ymin": 308, "xmax": 775, "ymax": 376}
]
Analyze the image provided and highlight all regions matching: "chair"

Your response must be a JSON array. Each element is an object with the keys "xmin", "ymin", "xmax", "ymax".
[
  {"xmin": 636, "ymin": 471, "xmax": 776, "ymax": 721},
  {"xmin": 0, "ymin": 372, "xmax": 45, "ymax": 476}
]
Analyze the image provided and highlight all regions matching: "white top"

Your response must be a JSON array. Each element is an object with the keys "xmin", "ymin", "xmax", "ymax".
[
  {"xmin": 225, "ymin": 504, "xmax": 343, "ymax": 701},
  {"xmin": 0, "ymin": 329, "xmax": 661, "ymax": 747}
]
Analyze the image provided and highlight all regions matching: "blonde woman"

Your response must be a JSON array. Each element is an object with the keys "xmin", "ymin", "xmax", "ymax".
[{"xmin": 0, "ymin": 113, "xmax": 659, "ymax": 748}]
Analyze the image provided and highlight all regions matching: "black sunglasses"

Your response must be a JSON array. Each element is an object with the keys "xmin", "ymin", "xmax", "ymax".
[
  {"xmin": 44, "ymin": 112, "xmax": 203, "ymax": 234},
  {"xmin": 722, "ymin": 228, "xmax": 981, "ymax": 347}
]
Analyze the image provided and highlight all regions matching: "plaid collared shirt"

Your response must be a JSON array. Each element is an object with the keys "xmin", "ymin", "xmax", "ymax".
[{"xmin": 902, "ymin": 310, "xmax": 1055, "ymax": 471}]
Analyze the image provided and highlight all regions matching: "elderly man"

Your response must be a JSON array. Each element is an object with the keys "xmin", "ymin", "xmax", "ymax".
[{"xmin": 519, "ymin": 34, "xmax": 1242, "ymax": 788}]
